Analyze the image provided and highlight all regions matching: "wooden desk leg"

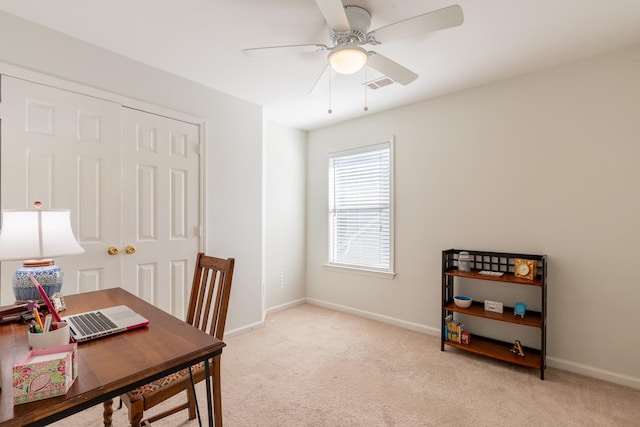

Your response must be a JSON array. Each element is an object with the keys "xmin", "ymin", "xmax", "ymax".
[{"xmin": 103, "ymin": 399, "xmax": 113, "ymax": 427}]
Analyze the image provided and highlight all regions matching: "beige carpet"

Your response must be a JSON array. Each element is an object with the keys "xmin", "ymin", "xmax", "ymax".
[{"xmin": 51, "ymin": 303, "xmax": 639, "ymax": 426}]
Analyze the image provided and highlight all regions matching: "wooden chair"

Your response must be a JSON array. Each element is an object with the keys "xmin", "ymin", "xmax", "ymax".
[{"xmin": 112, "ymin": 253, "xmax": 235, "ymax": 427}]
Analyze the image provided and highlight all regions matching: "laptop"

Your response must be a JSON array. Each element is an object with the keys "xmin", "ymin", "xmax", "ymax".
[
  {"xmin": 29, "ymin": 273, "xmax": 149, "ymax": 343},
  {"xmin": 62, "ymin": 305, "xmax": 150, "ymax": 342}
]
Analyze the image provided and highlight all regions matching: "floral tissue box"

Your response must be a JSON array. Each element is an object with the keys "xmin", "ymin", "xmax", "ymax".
[{"xmin": 13, "ymin": 343, "xmax": 78, "ymax": 404}]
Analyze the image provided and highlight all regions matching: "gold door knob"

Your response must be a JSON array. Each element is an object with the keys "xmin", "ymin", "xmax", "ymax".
[
  {"xmin": 107, "ymin": 246, "xmax": 119, "ymax": 255},
  {"xmin": 125, "ymin": 245, "xmax": 136, "ymax": 255}
]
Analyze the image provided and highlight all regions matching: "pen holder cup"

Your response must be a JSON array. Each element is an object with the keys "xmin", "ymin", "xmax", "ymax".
[{"xmin": 27, "ymin": 322, "xmax": 70, "ymax": 349}]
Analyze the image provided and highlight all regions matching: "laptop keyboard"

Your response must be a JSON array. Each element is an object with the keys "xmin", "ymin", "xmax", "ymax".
[{"xmin": 69, "ymin": 311, "xmax": 118, "ymax": 336}]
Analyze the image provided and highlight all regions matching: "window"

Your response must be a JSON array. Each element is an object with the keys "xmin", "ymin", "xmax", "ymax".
[{"xmin": 328, "ymin": 141, "xmax": 393, "ymax": 273}]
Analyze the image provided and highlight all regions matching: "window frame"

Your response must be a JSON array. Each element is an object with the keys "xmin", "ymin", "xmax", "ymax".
[{"xmin": 325, "ymin": 139, "xmax": 395, "ymax": 278}]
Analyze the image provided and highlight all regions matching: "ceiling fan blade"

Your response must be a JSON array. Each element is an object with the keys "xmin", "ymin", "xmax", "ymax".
[
  {"xmin": 314, "ymin": 0, "xmax": 351, "ymax": 32},
  {"xmin": 369, "ymin": 4, "xmax": 463, "ymax": 44},
  {"xmin": 309, "ymin": 64, "xmax": 330, "ymax": 95},
  {"xmin": 367, "ymin": 52, "xmax": 418, "ymax": 85},
  {"xmin": 242, "ymin": 44, "xmax": 328, "ymax": 56}
]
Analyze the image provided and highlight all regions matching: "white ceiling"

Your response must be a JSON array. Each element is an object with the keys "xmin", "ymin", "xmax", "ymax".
[{"xmin": 2, "ymin": 0, "xmax": 640, "ymax": 130}]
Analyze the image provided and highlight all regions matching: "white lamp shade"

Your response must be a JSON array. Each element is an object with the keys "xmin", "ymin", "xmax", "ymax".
[
  {"xmin": 0, "ymin": 209, "xmax": 85, "ymax": 261},
  {"xmin": 329, "ymin": 45, "xmax": 368, "ymax": 74}
]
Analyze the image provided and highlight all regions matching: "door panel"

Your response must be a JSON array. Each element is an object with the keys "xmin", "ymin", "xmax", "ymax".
[
  {"xmin": 121, "ymin": 107, "xmax": 200, "ymax": 318},
  {"xmin": 1, "ymin": 76, "xmax": 122, "ymax": 303}
]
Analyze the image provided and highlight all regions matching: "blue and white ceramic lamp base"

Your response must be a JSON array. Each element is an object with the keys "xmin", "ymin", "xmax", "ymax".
[{"xmin": 12, "ymin": 263, "xmax": 63, "ymax": 302}]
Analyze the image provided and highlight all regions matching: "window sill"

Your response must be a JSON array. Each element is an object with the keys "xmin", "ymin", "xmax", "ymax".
[{"xmin": 323, "ymin": 264, "xmax": 396, "ymax": 279}]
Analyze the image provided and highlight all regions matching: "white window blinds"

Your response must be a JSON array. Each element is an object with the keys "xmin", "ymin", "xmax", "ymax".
[{"xmin": 328, "ymin": 142, "xmax": 392, "ymax": 271}]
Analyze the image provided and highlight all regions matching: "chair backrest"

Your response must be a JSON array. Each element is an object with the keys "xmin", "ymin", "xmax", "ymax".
[{"xmin": 185, "ymin": 252, "xmax": 235, "ymax": 340}]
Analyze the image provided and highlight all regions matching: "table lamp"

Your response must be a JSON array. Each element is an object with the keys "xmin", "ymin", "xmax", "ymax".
[{"xmin": 0, "ymin": 202, "xmax": 84, "ymax": 302}]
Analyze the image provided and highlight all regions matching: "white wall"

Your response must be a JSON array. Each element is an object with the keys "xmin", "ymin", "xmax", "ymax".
[
  {"xmin": 4, "ymin": 9, "xmax": 638, "ymax": 389},
  {"xmin": 0, "ymin": 11, "xmax": 264, "ymax": 332},
  {"xmin": 263, "ymin": 121, "xmax": 307, "ymax": 312},
  {"xmin": 307, "ymin": 45, "xmax": 640, "ymax": 388}
]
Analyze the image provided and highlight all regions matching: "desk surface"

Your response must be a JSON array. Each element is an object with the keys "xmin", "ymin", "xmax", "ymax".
[{"xmin": 0, "ymin": 287, "xmax": 224, "ymax": 426}]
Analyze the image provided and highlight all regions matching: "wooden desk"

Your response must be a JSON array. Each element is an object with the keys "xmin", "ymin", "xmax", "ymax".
[{"xmin": 0, "ymin": 288, "xmax": 224, "ymax": 426}]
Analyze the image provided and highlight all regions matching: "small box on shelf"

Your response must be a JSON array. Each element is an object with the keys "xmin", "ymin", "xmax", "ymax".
[{"xmin": 461, "ymin": 331, "xmax": 471, "ymax": 345}]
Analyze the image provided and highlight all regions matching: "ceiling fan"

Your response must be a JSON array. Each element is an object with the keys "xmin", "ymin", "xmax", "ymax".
[{"xmin": 242, "ymin": 1, "xmax": 464, "ymax": 92}]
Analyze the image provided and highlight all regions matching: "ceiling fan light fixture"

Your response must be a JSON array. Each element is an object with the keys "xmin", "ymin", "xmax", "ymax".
[{"xmin": 328, "ymin": 45, "xmax": 368, "ymax": 74}]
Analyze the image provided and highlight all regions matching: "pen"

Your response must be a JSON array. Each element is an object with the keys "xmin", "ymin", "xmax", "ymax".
[
  {"xmin": 43, "ymin": 314, "xmax": 53, "ymax": 333},
  {"xmin": 33, "ymin": 308, "xmax": 44, "ymax": 331}
]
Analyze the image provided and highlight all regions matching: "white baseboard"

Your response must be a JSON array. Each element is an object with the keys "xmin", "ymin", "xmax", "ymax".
[
  {"xmin": 305, "ymin": 298, "xmax": 640, "ymax": 391},
  {"xmin": 546, "ymin": 356, "xmax": 640, "ymax": 390},
  {"xmin": 225, "ymin": 298, "xmax": 307, "ymax": 339},
  {"xmin": 225, "ymin": 319, "xmax": 264, "ymax": 339},
  {"xmin": 265, "ymin": 298, "xmax": 307, "ymax": 317},
  {"xmin": 305, "ymin": 297, "xmax": 440, "ymax": 336}
]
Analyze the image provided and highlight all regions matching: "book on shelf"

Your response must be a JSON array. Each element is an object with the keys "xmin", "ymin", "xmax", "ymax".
[
  {"xmin": 444, "ymin": 315, "xmax": 452, "ymax": 340},
  {"xmin": 446, "ymin": 318, "xmax": 464, "ymax": 343}
]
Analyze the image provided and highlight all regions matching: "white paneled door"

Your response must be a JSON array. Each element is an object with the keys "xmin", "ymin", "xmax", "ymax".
[
  {"xmin": 121, "ymin": 107, "xmax": 200, "ymax": 318},
  {"xmin": 0, "ymin": 76, "xmax": 201, "ymax": 318},
  {"xmin": 1, "ymin": 75, "xmax": 122, "ymax": 301}
]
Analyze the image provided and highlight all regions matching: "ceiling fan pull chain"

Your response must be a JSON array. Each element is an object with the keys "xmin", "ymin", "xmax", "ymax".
[
  {"xmin": 363, "ymin": 67, "xmax": 369, "ymax": 112},
  {"xmin": 328, "ymin": 70, "xmax": 333, "ymax": 114}
]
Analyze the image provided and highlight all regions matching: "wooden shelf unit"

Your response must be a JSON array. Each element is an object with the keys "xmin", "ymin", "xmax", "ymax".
[{"xmin": 441, "ymin": 249, "xmax": 547, "ymax": 379}]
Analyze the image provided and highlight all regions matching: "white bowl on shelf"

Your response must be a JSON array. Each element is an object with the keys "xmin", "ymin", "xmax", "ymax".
[{"xmin": 453, "ymin": 295, "xmax": 472, "ymax": 308}]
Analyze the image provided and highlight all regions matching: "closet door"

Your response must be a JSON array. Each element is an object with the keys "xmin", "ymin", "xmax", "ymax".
[
  {"xmin": 120, "ymin": 108, "xmax": 201, "ymax": 318},
  {"xmin": 1, "ymin": 77, "xmax": 202, "ymax": 317},
  {"xmin": 0, "ymin": 75, "xmax": 122, "ymax": 304}
]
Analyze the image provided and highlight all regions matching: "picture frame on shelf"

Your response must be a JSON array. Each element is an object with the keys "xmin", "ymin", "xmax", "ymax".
[
  {"xmin": 51, "ymin": 293, "xmax": 67, "ymax": 312},
  {"xmin": 514, "ymin": 302, "xmax": 526, "ymax": 318}
]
